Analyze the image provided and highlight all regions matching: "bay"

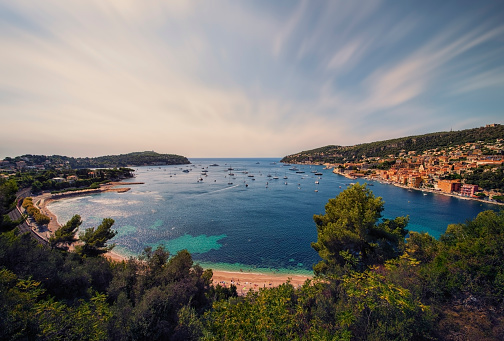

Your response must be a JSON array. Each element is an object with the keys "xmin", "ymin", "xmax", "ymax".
[{"xmin": 48, "ymin": 158, "xmax": 498, "ymax": 275}]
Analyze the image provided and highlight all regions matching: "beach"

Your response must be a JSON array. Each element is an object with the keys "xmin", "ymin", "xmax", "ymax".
[
  {"xmin": 210, "ymin": 269, "xmax": 311, "ymax": 294},
  {"xmin": 104, "ymin": 250, "xmax": 311, "ymax": 295},
  {"xmin": 32, "ymin": 186, "xmax": 313, "ymax": 294}
]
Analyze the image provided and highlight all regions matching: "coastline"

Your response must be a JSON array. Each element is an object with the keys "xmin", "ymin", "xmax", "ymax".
[
  {"xmin": 329, "ymin": 170, "xmax": 504, "ymax": 207},
  {"xmin": 104, "ymin": 250, "xmax": 312, "ymax": 295},
  {"xmin": 391, "ymin": 182, "xmax": 504, "ymax": 206},
  {"xmin": 34, "ymin": 181, "xmax": 144, "ymax": 232},
  {"xmin": 36, "ymin": 185, "xmax": 313, "ymax": 294}
]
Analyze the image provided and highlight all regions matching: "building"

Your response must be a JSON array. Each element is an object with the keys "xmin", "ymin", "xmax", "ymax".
[
  {"xmin": 437, "ymin": 179, "xmax": 461, "ymax": 194},
  {"xmin": 460, "ymin": 184, "xmax": 478, "ymax": 197}
]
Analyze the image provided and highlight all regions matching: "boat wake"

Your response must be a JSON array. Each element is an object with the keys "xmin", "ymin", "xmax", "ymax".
[{"xmin": 194, "ymin": 184, "xmax": 240, "ymax": 196}]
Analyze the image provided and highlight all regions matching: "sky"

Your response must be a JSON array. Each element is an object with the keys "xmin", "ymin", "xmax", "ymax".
[{"xmin": 1, "ymin": 0, "xmax": 503, "ymax": 159}]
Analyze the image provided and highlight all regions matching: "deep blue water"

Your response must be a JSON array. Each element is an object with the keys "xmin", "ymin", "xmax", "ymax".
[{"xmin": 48, "ymin": 158, "xmax": 499, "ymax": 274}]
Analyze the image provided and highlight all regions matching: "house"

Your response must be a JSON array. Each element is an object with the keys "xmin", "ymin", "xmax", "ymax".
[
  {"xmin": 460, "ymin": 184, "xmax": 478, "ymax": 197},
  {"xmin": 437, "ymin": 179, "xmax": 461, "ymax": 194}
]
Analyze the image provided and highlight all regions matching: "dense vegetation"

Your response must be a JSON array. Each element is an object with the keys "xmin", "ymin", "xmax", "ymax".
[
  {"xmin": 9, "ymin": 167, "xmax": 134, "ymax": 194},
  {"xmin": 281, "ymin": 124, "xmax": 504, "ymax": 164},
  {"xmin": 2, "ymin": 151, "xmax": 190, "ymax": 169},
  {"xmin": 0, "ymin": 178, "xmax": 19, "ymax": 231},
  {"xmin": 22, "ymin": 197, "xmax": 50, "ymax": 225},
  {"xmin": 464, "ymin": 164, "xmax": 504, "ymax": 192},
  {"xmin": 1, "ymin": 182, "xmax": 504, "ymax": 339}
]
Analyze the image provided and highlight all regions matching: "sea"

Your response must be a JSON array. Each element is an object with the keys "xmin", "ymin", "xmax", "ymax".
[{"xmin": 47, "ymin": 158, "xmax": 499, "ymax": 275}]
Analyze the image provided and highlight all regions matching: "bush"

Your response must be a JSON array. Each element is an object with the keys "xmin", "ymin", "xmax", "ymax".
[{"xmin": 22, "ymin": 197, "xmax": 50, "ymax": 226}]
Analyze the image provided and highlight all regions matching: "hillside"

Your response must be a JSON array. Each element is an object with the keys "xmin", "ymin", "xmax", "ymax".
[
  {"xmin": 281, "ymin": 124, "xmax": 504, "ymax": 164},
  {"xmin": 3, "ymin": 151, "xmax": 190, "ymax": 169}
]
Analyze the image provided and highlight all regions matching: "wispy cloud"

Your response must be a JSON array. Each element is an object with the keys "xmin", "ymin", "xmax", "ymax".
[{"xmin": 0, "ymin": 0, "xmax": 503, "ymax": 158}]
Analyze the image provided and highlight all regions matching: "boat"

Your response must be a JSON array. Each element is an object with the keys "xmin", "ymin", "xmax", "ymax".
[
  {"xmin": 315, "ymin": 172, "xmax": 323, "ymax": 176},
  {"xmin": 182, "ymin": 169, "xmax": 190, "ymax": 173},
  {"xmin": 315, "ymin": 181, "xmax": 319, "ymax": 184},
  {"xmin": 209, "ymin": 164, "xmax": 219, "ymax": 166},
  {"xmin": 296, "ymin": 171, "xmax": 305, "ymax": 174}
]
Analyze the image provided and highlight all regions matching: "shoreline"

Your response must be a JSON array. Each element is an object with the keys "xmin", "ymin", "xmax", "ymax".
[
  {"xmin": 104, "ymin": 250, "xmax": 312, "ymax": 294},
  {"xmin": 391, "ymin": 182, "xmax": 504, "ymax": 206},
  {"xmin": 34, "ymin": 181, "xmax": 144, "ymax": 231},
  {"xmin": 330, "ymin": 171, "xmax": 504, "ymax": 207},
  {"xmin": 36, "ymin": 186, "xmax": 313, "ymax": 294}
]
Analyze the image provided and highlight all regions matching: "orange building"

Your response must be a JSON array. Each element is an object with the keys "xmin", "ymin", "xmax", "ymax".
[{"xmin": 437, "ymin": 179, "xmax": 461, "ymax": 194}]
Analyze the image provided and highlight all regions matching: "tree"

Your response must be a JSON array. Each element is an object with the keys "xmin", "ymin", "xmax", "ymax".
[
  {"xmin": 76, "ymin": 218, "xmax": 117, "ymax": 257},
  {"xmin": 49, "ymin": 215, "xmax": 81, "ymax": 250},
  {"xmin": 0, "ymin": 179, "xmax": 18, "ymax": 230},
  {"xmin": 311, "ymin": 183, "xmax": 408, "ymax": 274}
]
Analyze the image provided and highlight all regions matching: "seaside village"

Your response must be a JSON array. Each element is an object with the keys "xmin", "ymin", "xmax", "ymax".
[{"xmin": 317, "ymin": 139, "xmax": 504, "ymax": 201}]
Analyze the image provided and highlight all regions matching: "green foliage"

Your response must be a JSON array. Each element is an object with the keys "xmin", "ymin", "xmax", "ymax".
[
  {"xmin": 281, "ymin": 124, "xmax": 504, "ymax": 164},
  {"xmin": 311, "ymin": 183, "xmax": 408, "ymax": 273},
  {"xmin": 77, "ymin": 218, "xmax": 117, "ymax": 257},
  {"xmin": 109, "ymin": 248, "xmax": 213, "ymax": 340},
  {"xmin": 203, "ymin": 283, "xmax": 303, "ymax": 340},
  {"xmin": 338, "ymin": 267, "xmax": 434, "ymax": 340},
  {"xmin": 0, "ymin": 178, "xmax": 19, "ymax": 230},
  {"xmin": 22, "ymin": 196, "xmax": 50, "ymax": 225},
  {"xmin": 0, "ymin": 269, "xmax": 44, "ymax": 339},
  {"xmin": 8, "ymin": 151, "xmax": 190, "ymax": 169},
  {"xmin": 35, "ymin": 293, "xmax": 111, "ymax": 341},
  {"xmin": 430, "ymin": 210, "xmax": 504, "ymax": 301},
  {"xmin": 49, "ymin": 214, "xmax": 82, "ymax": 250},
  {"xmin": 3, "ymin": 181, "xmax": 504, "ymax": 339},
  {"xmin": 492, "ymin": 195, "xmax": 504, "ymax": 203},
  {"xmin": 464, "ymin": 165, "xmax": 504, "ymax": 191}
]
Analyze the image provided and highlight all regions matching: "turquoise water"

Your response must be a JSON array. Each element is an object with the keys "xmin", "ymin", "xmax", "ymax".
[{"xmin": 48, "ymin": 158, "xmax": 499, "ymax": 274}]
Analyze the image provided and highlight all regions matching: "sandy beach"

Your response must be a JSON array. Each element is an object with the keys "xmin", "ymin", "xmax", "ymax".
[
  {"xmin": 210, "ymin": 269, "xmax": 311, "ymax": 294},
  {"xmin": 105, "ymin": 250, "xmax": 311, "ymax": 294},
  {"xmin": 32, "ymin": 187, "xmax": 312, "ymax": 294},
  {"xmin": 32, "ymin": 181, "xmax": 144, "ymax": 233}
]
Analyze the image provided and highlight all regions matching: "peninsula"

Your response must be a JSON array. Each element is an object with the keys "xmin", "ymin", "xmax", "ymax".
[{"xmin": 282, "ymin": 124, "xmax": 504, "ymax": 203}]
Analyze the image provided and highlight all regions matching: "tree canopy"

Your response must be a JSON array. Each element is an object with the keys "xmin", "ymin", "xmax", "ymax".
[
  {"xmin": 311, "ymin": 183, "xmax": 409, "ymax": 274},
  {"xmin": 49, "ymin": 214, "xmax": 81, "ymax": 250},
  {"xmin": 76, "ymin": 218, "xmax": 117, "ymax": 257}
]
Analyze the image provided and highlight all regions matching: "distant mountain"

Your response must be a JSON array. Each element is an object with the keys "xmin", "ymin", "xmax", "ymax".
[
  {"xmin": 281, "ymin": 124, "xmax": 504, "ymax": 164},
  {"xmin": 5, "ymin": 151, "xmax": 190, "ymax": 168}
]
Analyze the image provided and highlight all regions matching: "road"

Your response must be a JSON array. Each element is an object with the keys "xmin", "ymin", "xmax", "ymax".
[{"xmin": 7, "ymin": 189, "xmax": 48, "ymax": 245}]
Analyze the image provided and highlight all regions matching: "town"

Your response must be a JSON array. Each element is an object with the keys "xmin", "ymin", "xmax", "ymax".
[{"xmin": 321, "ymin": 137, "xmax": 504, "ymax": 203}]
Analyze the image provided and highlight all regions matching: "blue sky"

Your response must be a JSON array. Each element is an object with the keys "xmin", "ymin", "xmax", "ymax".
[{"xmin": 1, "ymin": 1, "xmax": 503, "ymax": 158}]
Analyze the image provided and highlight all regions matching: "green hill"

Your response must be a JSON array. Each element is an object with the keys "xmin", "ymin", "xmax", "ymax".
[
  {"xmin": 281, "ymin": 124, "xmax": 504, "ymax": 164},
  {"xmin": 4, "ymin": 151, "xmax": 190, "ymax": 168}
]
